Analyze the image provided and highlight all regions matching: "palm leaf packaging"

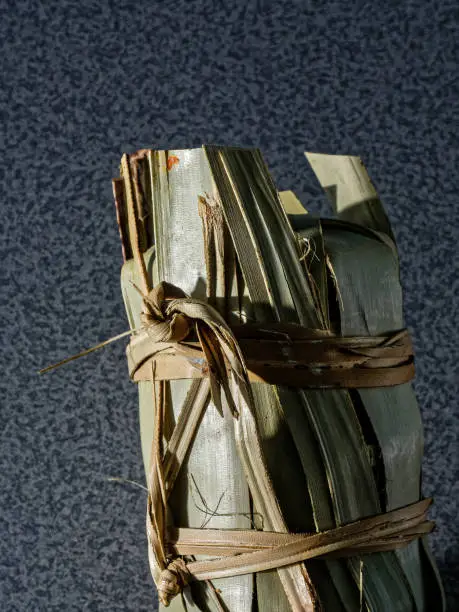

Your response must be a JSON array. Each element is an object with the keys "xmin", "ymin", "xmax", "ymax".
[{"xmin": 113, "ymin": 146, "xmax": 444, "ymax": 611}]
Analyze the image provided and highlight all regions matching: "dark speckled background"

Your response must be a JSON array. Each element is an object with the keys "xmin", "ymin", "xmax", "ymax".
[{"xmin": 0, "ymin": 0, "xmax": 458, "ymax": 610}]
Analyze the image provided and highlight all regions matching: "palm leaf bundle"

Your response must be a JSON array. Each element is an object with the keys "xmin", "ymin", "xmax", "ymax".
[{"xmin": 114, "ymin": 147, "xmax": 444, "ymax": 611}]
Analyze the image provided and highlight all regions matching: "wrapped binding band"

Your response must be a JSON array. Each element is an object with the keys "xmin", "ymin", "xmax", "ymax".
[{"xmin": 126, "ymin": 283, "xmax": 415, "ymax": 389}]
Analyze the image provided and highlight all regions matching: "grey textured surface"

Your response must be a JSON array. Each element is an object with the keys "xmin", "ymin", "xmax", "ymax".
[{"xmin": 0, "ymin": 0, "xmax": 457, "ymax": 610}]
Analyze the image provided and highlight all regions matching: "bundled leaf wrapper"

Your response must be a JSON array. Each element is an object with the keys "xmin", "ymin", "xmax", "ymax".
[{"xmin": 114, "ymin": 147, "xmax": 444, "ymax": 611}]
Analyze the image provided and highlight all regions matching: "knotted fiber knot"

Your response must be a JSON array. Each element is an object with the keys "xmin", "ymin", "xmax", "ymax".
[
  {"xmin": 137, "ymin": 281, "xmax": 245, "ymax": 413},
  {"xmin": 157, "ymin": 557, "xmax": 191, "ymax": 606},
  {"xmin": 140, "ymin": 281, "xmax": 193, "ymax": 343}
]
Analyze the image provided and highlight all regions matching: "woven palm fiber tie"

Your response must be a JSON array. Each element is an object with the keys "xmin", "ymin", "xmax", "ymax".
[
  {"xmin": 135, "ymin": 281, "xmax": 433, "ymax": 608},
  {"xmin": 119, "ymin": 154, "xmax": 434, "ymax": 610}
]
